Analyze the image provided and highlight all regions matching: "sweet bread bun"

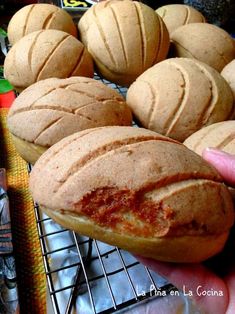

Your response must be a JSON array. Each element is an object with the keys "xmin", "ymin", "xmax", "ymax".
[
  {"xmin": 171, "ymin": 23, "xmax": 235, "ymax": 72},
  {"xmin": 184, "ymin": 121, "xmax": 235, "ymax": 156},
  {"xmin": 29, "ymin": 126, "xmax": 234, "ymax": 263},
  {"xmin": 4, "ymin": 30, "xmax": 94, "ymax": 92},
  {"xmin": 156, "ymin": 4, "xmax": 205, "ymax": 35},
  {"xmin": 7, "ymin": 77, "xmax": 132, "ymax": 164},
  {"xmin": 221, "ymin": 60, "xmax": 235, "ymax": 101},
  {"xmin": 78, "ymin": 0, "xmax": 169, "ymax": 86},
  {"xmin": 184, "ymin": 121, "xmax": 235, "ymax": 198},
  {"xmin": 7, "ymin": 3, "xmax": 77, "ymax": 46},
  {"xmin": 127, "ymin": 58, "xmax": 234, "ymax": 142}
]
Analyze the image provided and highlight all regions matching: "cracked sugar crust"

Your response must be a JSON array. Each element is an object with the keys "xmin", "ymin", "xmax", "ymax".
[
  {"xmin": 30, "ymin": 126, "xmax": 221, "ymax": 204},
  {"xmin": 184, "ymin": 120, "xmax": 235, "ymax": 156},
  {"xmin": 171, "ymin": 23, "xmax": 235, "ymax": 72},
  {"xmin": 7, "ymin": 77, "xmax": 132, "ymax": 147},
  {"xmin": 78, "ymin": 0, "xmax": 169, "ymax": 85},
  {"xmin": 4, "ymin": 29, "xmax": 93, "ymax": 91},
  {"xmin": 7, "ymin": 3, "xmax": 77, "ymax": 45},
  {"xmin": 156, "ymin": 4, "xmax": 205, "ymax": 35},
  {"xmin": 29, "ymin": 126, "xmax": 234, "ymax": 239},
  {"xmin": 126, "ymin": 58, "xmax": 233, "ymax": 142}
]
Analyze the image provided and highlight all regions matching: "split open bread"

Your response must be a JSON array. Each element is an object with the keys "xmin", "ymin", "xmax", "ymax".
[{"xmin": 29, "ymin": 126, "xmax": 234, "ymax": 263}]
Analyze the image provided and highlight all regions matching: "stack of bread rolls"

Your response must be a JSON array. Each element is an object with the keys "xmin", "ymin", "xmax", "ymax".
[{"xmin": 4, "ymin": 0, "xmax": 235, "ymax": 263}]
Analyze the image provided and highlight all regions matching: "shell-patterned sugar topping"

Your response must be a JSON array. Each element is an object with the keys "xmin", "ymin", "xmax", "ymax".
[
  {"xmin": 78, "ymin": 0, "xmax": 170, "ymax": 86},
  {"xmin": 7, "ymin": 77, "xmax": 132, "ymax": 147},
  {"xmin": 171, "ymin": 23, "xmax": 235, "ymax": 72},
  {"xmin": 7, "ymin": 3, "xmax": 77, "ymax": 46},
  {"xmin": 4, "ymin": 30, "xmax": 94, "ymax": 91},
  {"xmin": 127, "ymin": 58, "xmax": 234, "ymax": 142}
]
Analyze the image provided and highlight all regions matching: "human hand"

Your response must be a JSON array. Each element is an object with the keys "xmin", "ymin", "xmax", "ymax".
[{"xmin": 136, "ymin": 148, "xmax": 235, "ymax": 314}]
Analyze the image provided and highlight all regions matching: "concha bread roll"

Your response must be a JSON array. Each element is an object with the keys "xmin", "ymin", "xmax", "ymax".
[
  {"xmin": 4, "ymin": 30, "xmax": 94, "ymax": 92},
  {"xmin": 184, "ymin": 121, "xmax": 235, "ymax": 156},
  {"xmin": 127, "ymin": 58, "xmax": 234, "ymax": 142},
  {"xmin": 156, "ymin": 4, "xmax": 205, "ymax": 35},
  {"xmin": 7, "ymin": 77, "xmax": 132, "ymax": 164},
  {"xmin": 78, "ymin": 0, "xmax": 169, "ymax": 86},
  {"xmin": 29, "ymin": 126, "xmax": 234, "ymax": 263},
  {"xmin": 171, "ymin": 23, "xmax": 235, "ymax": 72},
  {"xmin": 7, "ymin": 3, "xmax": 77, "ymax": 46},
  {"xmin": 221, "ymin": 59, "xmax": 235, "ymax": 101}
]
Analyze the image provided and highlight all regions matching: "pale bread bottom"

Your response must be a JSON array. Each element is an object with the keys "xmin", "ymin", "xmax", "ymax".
[
  {"xmin": 11, "ymin": 134, "xmax": 47, "ymax": 165},
  {"xmin": 42, "ymin": 206, "xmax": 229, "ymax": 263}
]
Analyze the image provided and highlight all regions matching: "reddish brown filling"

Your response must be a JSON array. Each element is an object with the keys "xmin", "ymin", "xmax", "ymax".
[{"xmin": 73, "ymin": 187, "xmax": 175, "ymax": 237}]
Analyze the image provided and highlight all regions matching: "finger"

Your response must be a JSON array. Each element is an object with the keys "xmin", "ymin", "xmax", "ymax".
[
  {"xmin": 136, "ymin": 256, "xmax": 229, "ymax": 314},
  {"xmin": 202, "ymin": 148, "xmax": 235, "ymax": 186},
  {"xmin": 225, "ymin": 271, "xmax": 235, "ymax": 314}
]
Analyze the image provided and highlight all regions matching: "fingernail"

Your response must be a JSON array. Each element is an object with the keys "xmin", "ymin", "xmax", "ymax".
[{"xmin": 203, "ymin": 147, "xmax": 230, "ymax": 157}]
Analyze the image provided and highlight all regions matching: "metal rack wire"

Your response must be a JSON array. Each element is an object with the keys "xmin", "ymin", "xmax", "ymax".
[
  {"xmin": 31, "ymin": 196, "xmax": 174, "ymax": 313},
  {"xmin": 27, "ymin": 79, "xmax": 175, "ymax": 313}
]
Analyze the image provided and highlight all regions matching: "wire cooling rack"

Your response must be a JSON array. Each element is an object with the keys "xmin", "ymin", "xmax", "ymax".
[
  {"xmin": 31, "ymin": 197, "xmax": 175, "ymax": 313},
  {"xmin": 26, "ymin": 78, "xmax": 176, "ymax": 313}
]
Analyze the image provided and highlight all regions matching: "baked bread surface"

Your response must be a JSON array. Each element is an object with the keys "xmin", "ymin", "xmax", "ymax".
[
  {"xmin": 7, "ymin": 77, "xmax": 132, "ymax": 163},
  {"xmin": 221, "ymin": 59, "xmax": 235, "ymax": 101},
  {"xmin": 127, "ymin": 58, "xmax": 234, "ymax": 142},
  {"xmin": 156, "ymin": 4, "xmax": 205, "ymax": 35},
  {"xmin": 4, "ymin": 30, "xmax": 94, "ymax": 91},
  {"xmin": 78, "ymin": 0, "xmax": 169, "ymax": 86},
  {"xmin": 184, "ymin": 120, "xmax": 235, "ymax": 156},
  {"xmin": 171, "ymin": 23, "xmax": 235, "ymax": 72},
  {"xmin": 29, "ymin": 126, "xmax": 234, "ymax": 262},
  {"xmin": 7, "ymin": 3, "xmax": 77, "ymax": 46}
]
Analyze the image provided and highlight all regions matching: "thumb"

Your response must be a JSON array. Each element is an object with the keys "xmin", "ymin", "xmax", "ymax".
[{"xmin": 202, "ymin": 148, "xmax": 235, "ymax": 186}]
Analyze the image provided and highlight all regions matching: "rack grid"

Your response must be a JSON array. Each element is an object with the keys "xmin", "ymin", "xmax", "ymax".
[{"xmin": 32, "ymin": 196, "xmax": 174, "ymax": 313}]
